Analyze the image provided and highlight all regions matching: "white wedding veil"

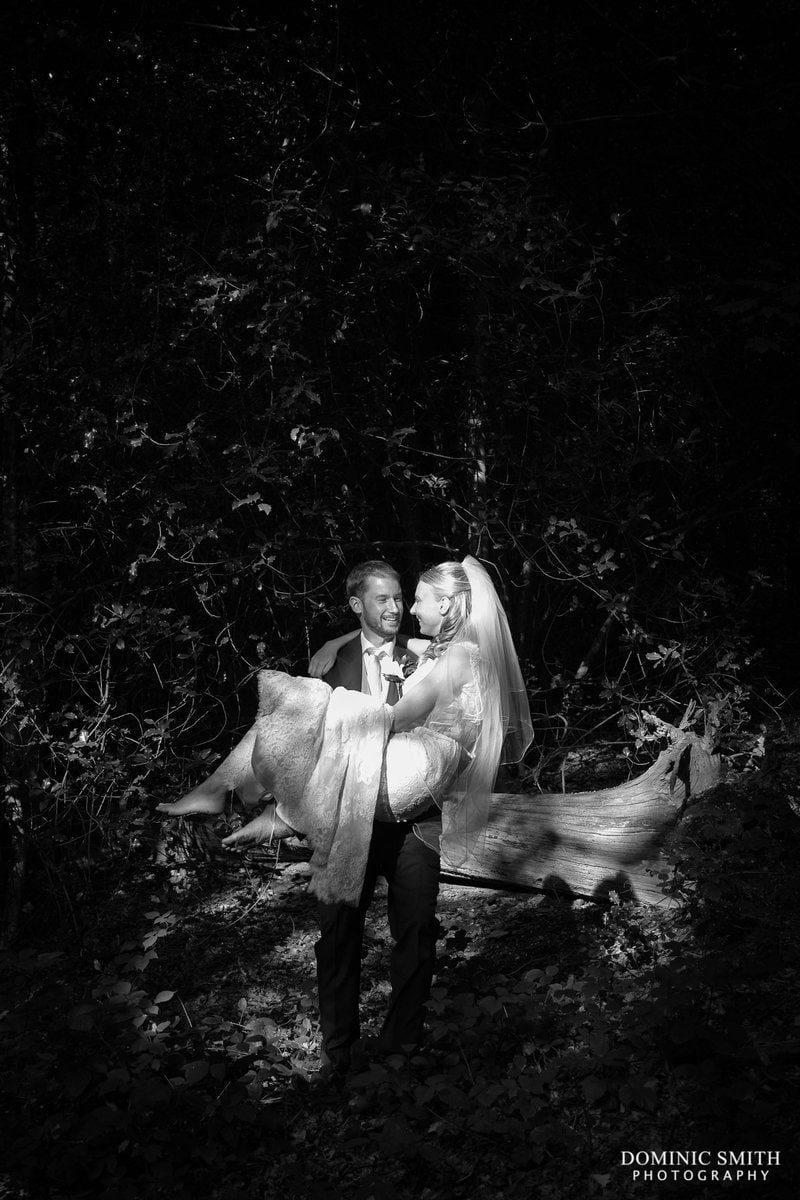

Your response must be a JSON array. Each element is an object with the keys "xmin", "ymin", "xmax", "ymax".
[{"xmin": 437, "ymin": 555, "xmax": 533, "ymax": 866}]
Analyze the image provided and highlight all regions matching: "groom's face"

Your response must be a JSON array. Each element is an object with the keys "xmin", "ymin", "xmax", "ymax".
[{"xmin": 351, "ymin": 573, "xmax": 404, "ymax": 641}]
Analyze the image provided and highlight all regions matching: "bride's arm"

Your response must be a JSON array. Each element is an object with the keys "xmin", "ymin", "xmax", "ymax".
[
  {"xmin": 391, "ymin": 645, "xmax": 471, "ymax": 733},
  {"xmin": 308, "ymin": 629, "xmax": 359, "ymax": 677},
  {"xmin": 390, "ymin": 671, "xmax": 438, "ymax": 732}
]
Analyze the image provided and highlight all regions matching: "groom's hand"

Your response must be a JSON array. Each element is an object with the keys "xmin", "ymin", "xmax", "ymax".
[{"xmin": 308, "ymin": 642, "xmax": 338, "ymax": 677}]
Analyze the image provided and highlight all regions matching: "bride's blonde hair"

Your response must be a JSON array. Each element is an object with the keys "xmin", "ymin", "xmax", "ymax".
[{"xmin": 418, "ymin": 561, "xmax": 472, "ymax": 651}]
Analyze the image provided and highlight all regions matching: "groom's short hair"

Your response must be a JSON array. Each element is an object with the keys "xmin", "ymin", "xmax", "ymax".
[{"xmin": 346, "ymin": 560, "xmax": 401, "ymax": 599}]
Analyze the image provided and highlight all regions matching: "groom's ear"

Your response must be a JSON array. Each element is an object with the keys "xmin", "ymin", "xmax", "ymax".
[{"xmin": 349, "ymin": 595, "xmax": 362, "ymax": 614}]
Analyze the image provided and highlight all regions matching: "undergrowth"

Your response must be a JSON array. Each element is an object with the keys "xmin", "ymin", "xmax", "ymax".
[{"xmin": 2, "ymin": 768, "xmax": 799, "ymax": 1200}]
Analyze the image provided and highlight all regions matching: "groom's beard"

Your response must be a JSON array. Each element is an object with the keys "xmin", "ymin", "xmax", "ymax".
[{"xmin": 362, "ymin": 615, "xmax": 401, "ymax": 641}]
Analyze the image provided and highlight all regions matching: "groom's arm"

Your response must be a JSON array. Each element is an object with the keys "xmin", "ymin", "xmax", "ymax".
[
  {"xmin": 396, "ymin": 633, "xmax": 415, "ymax": 659},
  {"xmin": 312, "ymin": 631, "xmax": 430, "ymax": 679},
  {"xmin": 321, "ymin": 635, "xmax": 363, "ymax": 692},
  {"xmin": 308, "ymin": 629, "xmax": 360, "ymax": 678},
  {"xmin": 401, "ymin": 636, "xmax": 431, "ymax": 658}
]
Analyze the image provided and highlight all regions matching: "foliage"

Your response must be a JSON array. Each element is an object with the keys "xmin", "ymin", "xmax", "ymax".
[
  {"xmin": 2, "ymin": 761, "xmax": 799, "ymax": 1198},
  {"xmin": 1, "ymin": 6, "xmax": 797, "ymax": 1194},
  {"xmin": 2, "ymin": 3, "xmax": 796, "ymax": 890}
]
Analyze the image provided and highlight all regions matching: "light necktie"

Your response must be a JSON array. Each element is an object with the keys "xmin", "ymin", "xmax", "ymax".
[{"xmin": 366, "ymin": 647, "xmax": 386, "ymax": 699}]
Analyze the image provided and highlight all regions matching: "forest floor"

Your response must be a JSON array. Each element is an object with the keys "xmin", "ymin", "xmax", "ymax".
[{"xmin": 2, "ymin": 744, "xmax": 800, "ymax": 1200}]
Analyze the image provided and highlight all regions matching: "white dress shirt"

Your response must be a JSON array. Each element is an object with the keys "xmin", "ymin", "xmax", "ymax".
[
  {"xmin": 359, "ymin": 635, "xmax": 436, "ymax": 700},
  {"xmin": 360, "ymin": 633, "xmax": 396, "ymax": 700}
]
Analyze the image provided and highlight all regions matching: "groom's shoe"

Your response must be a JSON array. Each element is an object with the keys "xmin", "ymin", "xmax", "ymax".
[
  {"xmin": 360, "ymin": 1035, "xmax": 420, "ymax": 1060},
  {"xmin": 307, "ymin": 1057, "xmax": 349, "ymax": 1100}
]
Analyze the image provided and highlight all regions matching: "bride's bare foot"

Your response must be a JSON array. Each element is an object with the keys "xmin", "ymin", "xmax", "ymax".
[
  {"xmin": 156, "ymin": 784, "xmax": 228, "ymax": 817},
  {"xmin": 221, "ymin": 803, "xmax": 295, "ymax": 850}
]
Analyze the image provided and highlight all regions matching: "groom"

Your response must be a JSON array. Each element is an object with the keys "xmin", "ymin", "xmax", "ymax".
[{"xmin": 313, "ymin": 559, "xmax": 441, "ymax": 1084}]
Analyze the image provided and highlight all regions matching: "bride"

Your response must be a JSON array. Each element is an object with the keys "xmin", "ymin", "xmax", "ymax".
[{"xmin": 157, "ymin": 556, "xmax": 532, "ymax": 904}]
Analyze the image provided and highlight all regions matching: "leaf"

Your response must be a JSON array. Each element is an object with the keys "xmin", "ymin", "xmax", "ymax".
[
  {"xmin": 62, "ymin": 1066, "xmax": 92, "ymax": 1097},
  {"xmin": 67, "ymin": 1013, "xmax": 95, "ymax": 1033},
  {"xmin": 77, "ymin": 1105, "xmax": 117, "ymax": 1141},
  {"xmin": 69, "ymin": 1002, "xmax": 99, "ymax": 1017},
  {"xmin": 582, "ymin": 1075, "xmax": 607, "ymax": 1103},
  {"xmin": 153, "ymin": 990, "xmax": 175, "ymax": 1003},
  {"xmin": 669, "ymin": 1020, "xmax": 697, "ymax": 1044},
  {"xmin": 184, "ymin": 1060, "xmax": 210, "ymax": 1085},
  {"xmin": 130, "ymin": 1077, "xmax": 172, "ymax": 1107},
  {"xmin": 440, "ymin": 1086, "xmax": 469, "ymax": 1109}
]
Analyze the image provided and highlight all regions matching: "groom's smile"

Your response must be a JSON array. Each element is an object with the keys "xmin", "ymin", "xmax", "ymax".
[{"xmin": 353, "ymin": 573, "xmax": 404, "ymax": 643}]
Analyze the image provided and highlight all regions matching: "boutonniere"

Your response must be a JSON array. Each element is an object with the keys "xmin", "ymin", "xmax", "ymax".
[
  {"xmin": 380, "ymin": 658, "xmax": 406, "ymax": 693},
  {"xmin": 401, "ymin": 655, "xmax": 418, "ymax": 679}
]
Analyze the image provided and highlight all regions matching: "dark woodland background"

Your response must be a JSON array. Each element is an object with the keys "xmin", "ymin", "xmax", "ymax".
[
  {"xmin": 2, "ymin": 2, "xmax": 800, "ymax": 1197},
  {"xmin": 3, "ymin": 0, "xmax": 798, "ymax": 779}
]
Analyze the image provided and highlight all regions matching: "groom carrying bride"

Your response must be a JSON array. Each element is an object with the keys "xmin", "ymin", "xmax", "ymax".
[
  {"xmin": 158, "ymin": 553, "xmax": 532, "ymax": 1094},
  {"xmin": 306, "ymin": 559, "xmax": 443, "ymax": 1087}
]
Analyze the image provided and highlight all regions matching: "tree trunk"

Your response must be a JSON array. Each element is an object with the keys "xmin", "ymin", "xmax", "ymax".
[
  {"xmin": 466, "ymin": 308, "xmax": 488, "ymax": 557},
  {"xmin": 1, "ymin": 72, "xmax": 38, "ymax": 945},
  {"xmin": 1, "ymin": 780, "xmax": 28, "ymax": 949},
  {"xmin": 443, "ymin": 732, "xmax": 720, "ymax": 905}
]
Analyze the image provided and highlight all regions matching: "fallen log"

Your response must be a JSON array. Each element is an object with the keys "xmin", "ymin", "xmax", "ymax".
[
  {"xmin": 442, "ymin": 732, "xmax": 721, "ymax": 906},
  {"xmin": 157, "ymin": 691, "xmax": 721, "ymax": 908}
]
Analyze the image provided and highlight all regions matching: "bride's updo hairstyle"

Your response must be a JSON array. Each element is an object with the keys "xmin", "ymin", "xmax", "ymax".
[{"xmin": 419, "ymin": 561, "xmax": 472, "ymax": 653}]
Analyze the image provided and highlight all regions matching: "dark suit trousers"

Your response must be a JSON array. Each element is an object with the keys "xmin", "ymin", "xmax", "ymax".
[{"xmin": 315, "ymin": 812, "xmax": 441, "ymax": 1066}]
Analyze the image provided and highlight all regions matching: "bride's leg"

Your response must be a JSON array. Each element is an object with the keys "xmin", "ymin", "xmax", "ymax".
[
  {"xmin": 221, "ymin": 801, "xmax": 296, "ymax": 849},
  {"xmin": 157, "ymin": 726, "xmax": 262, "ymax": 816}
]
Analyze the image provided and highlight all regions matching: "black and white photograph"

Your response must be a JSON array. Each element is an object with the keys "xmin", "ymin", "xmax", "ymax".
[{"xmin": 1, "ymin": 2, "xmax": 798, "ymax": 1197}]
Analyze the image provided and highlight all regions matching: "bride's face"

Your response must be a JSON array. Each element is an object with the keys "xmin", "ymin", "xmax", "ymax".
[{"xmin": 410, "ymin": 582, "xmax": 446, "ymax": 637}]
